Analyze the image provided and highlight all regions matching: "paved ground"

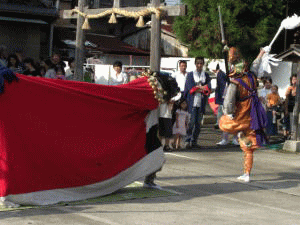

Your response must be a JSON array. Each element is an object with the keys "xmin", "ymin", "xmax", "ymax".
[{"xmin": 1, "ymin": 126, "xmax": 299, "ymax": 225}]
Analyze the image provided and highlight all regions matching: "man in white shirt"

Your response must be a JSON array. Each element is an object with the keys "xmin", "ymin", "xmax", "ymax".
[
  {"xmin": 172, "ymin": 60, "xmax": 188, "ymax": 92},
  {"xmin": 109, "ymin": 61, "xmax": 128, "ymax": 85}
]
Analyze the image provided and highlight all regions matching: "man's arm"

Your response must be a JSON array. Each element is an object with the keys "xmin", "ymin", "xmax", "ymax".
[
  {"xmin": 206, "ymin": 73, "xmax": 212, "ymax": 90},
  {"xmin": 183, "ymin": 72, "xmax": 191, "ymax": 99},
  {"xmin": 223, "ymin": 82, "xmax": 238, "ymax": 116},
  {"xmin": 250, "ymin": 49, "xmax": 265, "ymax": 75}
]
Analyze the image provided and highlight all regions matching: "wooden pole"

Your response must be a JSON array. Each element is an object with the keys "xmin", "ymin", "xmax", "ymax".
[
  {"xmin": 150, "ymin": 0, "xmax": 161, "ymax": 72},
  {"xmin": 74, "ymin": 0, "xmax": 86, "ymax": 81},
  {"xmin": 113, "ymin": 0, "xmax": 120, "ymax": 8},
  {"xmin": 294, "ymin": 64, "xmax": 300, "ymax": 140}
]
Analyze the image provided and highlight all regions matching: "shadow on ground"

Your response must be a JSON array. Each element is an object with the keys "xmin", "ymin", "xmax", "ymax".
[{"xmin": 1, "ymin": 171, "xmax": 299, "ymax": 218}]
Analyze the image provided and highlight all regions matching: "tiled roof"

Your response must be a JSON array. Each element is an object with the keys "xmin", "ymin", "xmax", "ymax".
[{"xmin": 56, "ymin": 28, "xmax": 149, "ymax": 56}]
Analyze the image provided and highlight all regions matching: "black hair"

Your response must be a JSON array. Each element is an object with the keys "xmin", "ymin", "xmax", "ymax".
[
  {"xmin": 113, "ymin": 61, "xmax": 122, "ymax": 68},
  {"xmin": 178, "ymin": 60, "xmax": 187, "ymax": 66},
  {"xmin": 44, "ymin": 59, "xmax": 55, "ymax": 69},
  {"xmin": 155, "ymin": 71, "xmax": 180, "ymax": 102},
  {"xmin": 7, "ymin": 54, "xmax": 20, "ymax": 68},
  {"xmin": 0, "ymin": 45, "xmax": 7, "ymax": 59},
  {"xmin": 262, "ymin": 76, "xmax": 272, "ymax": 85},
  {"xmin": 178, "ymin": 98, "xmax": 187, "ymax": 111},
  {"xmin": 216, "ymin": 63, "xmax": 220, "ymax": 70},
  {"xmin": 55, "ymin": 65, "xmax": 65, "ymax": 75},
  {"xmin": 290, "ymin": 74, "xmax": 297, "ymax": 85},
  {"xmin": 195, "ymin": 56, "xmax": 205, "ymax": 64},
  {"xmin": 23, "ymin": 57, "xmax": 36, "ymax": 67},
  {"xmin": 68, "ymin": 57, "xmax": 75, "ymax": 66}
]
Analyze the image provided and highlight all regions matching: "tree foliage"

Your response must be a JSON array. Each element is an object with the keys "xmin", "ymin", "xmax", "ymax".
[{"xmin": 173, "ymin": 0, "xmax": 285, "ymax": 61}]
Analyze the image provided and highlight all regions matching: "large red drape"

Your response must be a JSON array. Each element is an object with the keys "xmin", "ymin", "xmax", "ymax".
[{"xmin": 0, "ymin": 75, "xmax": 159, "ymax": 197}]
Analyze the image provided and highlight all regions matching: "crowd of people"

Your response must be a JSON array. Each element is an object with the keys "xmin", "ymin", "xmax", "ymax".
[
  {"xmin": 155, "ymin": 56, "xmax": 298, "ymax": 152},
  {"xmin": 1, "ymin": 44, "xmax": 297, "ymax": 149},
  {"xmin": 104, "ymin": 55, "xmax": 298, "ymax": 153},
  {"xmin": 258, "ymin": 74, "xmax": 297, "ymax": 141},
  {"xmin": 158, "ymin": 57, "xmax": 212, "ymax": 151},
  {"xmin": 0, "ymin": 45, "xmax": 75, "ymax": 80}
]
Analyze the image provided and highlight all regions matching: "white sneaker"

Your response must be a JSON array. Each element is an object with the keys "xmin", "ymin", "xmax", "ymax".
[
  {"xmin": 237, "ymin": 174, "xmax": 250, "ymax": 182},
  {"xmin": 143, "ymin": 182, "xmax": 162, "ymax": 189},
  {"xmin": 217, "ymin": 139, "xmax": 229, "ymax": 145},
  {"xmin": 232, "ymin": 138, "xmax": 240, "ymax": 146}
]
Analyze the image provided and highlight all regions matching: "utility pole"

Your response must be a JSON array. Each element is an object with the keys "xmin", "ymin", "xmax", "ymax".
[
  {"xmin": 74, "ymin": 0, "xmax": 86, "ymax": 81},
  {"xmin": 150, "ymin": 0, "xmax": 161, "ymax": 72}
]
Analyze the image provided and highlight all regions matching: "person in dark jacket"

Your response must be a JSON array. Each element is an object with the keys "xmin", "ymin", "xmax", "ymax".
[{"xmin": 183, "ymin": 57, "xmax": 211, "ymax": 148}]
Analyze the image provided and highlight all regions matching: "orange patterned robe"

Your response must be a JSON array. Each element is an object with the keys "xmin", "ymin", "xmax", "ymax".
[{"xmin": 219, "ymin": 74, "xmax": 260, "ymax": 174}]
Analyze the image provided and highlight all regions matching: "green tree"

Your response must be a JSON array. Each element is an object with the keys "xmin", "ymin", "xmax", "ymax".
[{"xmin": 173, "ymin": 0, "xmax": 285, "ymax": 61}]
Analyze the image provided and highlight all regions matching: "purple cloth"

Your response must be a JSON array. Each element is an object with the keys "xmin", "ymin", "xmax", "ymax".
[{"xmin": 235, "ymin": 73, "xmax": 267, "ymax": 146}]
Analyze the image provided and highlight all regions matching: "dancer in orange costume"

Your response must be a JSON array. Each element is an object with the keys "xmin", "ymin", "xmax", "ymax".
[{"xmin": 219, "ymin": 47, "xmax": 267, "ymax": 182}]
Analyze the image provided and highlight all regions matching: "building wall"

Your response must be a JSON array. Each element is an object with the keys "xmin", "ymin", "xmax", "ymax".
[
  {"xmin": 269, "ymin": 61, "xmax": 293, "ymax": 97},
  {"xmin": 0, "ymin": 21, "xmax": 45, "ymax": 61},
  {"xmin": 90, "ymin": 54, "xmax": 149, "ymax": 66},
  {"xmin": 123, "ymin": 28, "xmax": 188, "ymax": 57},
  {"xmin": 161, "ymin": 32, "xmax": 188, "ymax": 57}
]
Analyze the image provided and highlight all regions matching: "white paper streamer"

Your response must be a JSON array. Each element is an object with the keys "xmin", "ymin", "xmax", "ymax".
[{"xmin": 258, "ymin": 14, "xmax": 300, "ymax": 76}]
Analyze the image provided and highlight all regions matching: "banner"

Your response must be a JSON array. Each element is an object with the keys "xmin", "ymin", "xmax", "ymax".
[{"xmin": 0, "ymin": 75, "xmax": 163, "ymax": 206}]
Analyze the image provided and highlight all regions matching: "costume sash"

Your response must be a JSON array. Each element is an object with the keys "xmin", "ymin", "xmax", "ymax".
[{"xmin": 235, "ymin": 73, "xmax": 267, "ymax": 145}]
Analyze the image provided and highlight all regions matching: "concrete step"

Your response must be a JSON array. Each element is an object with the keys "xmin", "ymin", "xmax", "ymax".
[{"xmin": 203, "ymin": 114, "xmax": 217, "ymax": 125}]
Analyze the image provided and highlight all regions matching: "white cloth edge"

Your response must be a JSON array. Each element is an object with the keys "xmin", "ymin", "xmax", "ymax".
[{"xmin": 1, "ymin": 148, "xmax": 164, "ymax": 206}]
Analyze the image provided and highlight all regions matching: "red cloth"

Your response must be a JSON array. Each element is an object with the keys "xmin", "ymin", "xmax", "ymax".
[
  {"xmin": 189, "ymin": 85, "xmax": 211, "ymax": 96},
  {"xmin": 208, "ymin": 96, "xmax": 219, "ymax": 116},
  {"xmin": 0, "ymin": 75, "xmax": 158, "ymax": 197}
]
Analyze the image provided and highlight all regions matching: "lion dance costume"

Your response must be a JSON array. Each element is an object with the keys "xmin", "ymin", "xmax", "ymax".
[
  {"xmin": 219, "ymin": 47, "xmax": 267, "ymax": 182},
  {"xmin": 0, "ymin": 66, "xmax": 179, "ymax": 207}
]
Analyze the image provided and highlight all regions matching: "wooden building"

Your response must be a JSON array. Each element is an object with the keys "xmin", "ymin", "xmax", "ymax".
[{"xmin": 0, "ymin": 0, "xmax": 59, "ymax": 60}]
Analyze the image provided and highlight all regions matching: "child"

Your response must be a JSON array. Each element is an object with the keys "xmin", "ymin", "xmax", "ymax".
[
  {"xmin": 267, "ymin": 85, "xmax": 281, "ymax": 124},
  {"xmin": 172, "ymin": 99, "xmax": 190, "ymax": 150},
  {"xmin": 55, "ymin": 65, "xmax": 66, "ymax": 80},
  {"xmin": 159, "ymin": 101, "xmax": 174, "ymax": 152}
]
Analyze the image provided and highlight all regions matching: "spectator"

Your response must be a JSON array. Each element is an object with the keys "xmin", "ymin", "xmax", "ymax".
[
  {"xmin": 171, "ymin": 60, "xmax": 187, "ymax": 129},
  {"xmin": 55, "ymin": 65, "xmax": 66, "ymax": 80},
  {"xmin": 23, "ymin": 57, "xmax": 40, "ymax": 76},
  {"xmin": 172, "ymin": 60, "xmax": 188, "ymax": 92},
  {"xmin": 51, "ymin": 53, "xmax": 66, "ymax": 73},
  {"xmin": 266, "ymin": 85, "xmax": 281, "ymax": 137},
  {"xmin": 159, "ymin": 98, "xmax": 175, "ymax": 152},
  {"xmin": 283, "ymin": 74, "xmax": 297, "ymax": 139},
  {"xmin": 258, "ymin": 76, "xmax": 272, "ymax": 109},
  {"xmin": 0, "ymin": 45, "xmax": 8, "ymax": 67},
  {"xmin": 214, "ymin": 64, "xmax": 239, "ymax": 146},
  {"xmin": 38, "ymin": 58, "xmax": 46, "ymax": 77},
  {"xmin": 44, "ymin": 59, "xmax": 56, "ymax": 79},
  {"xmin": 7, "ymin": 54, "xmax": 24, "ymax": 74},
  {"xmin": 109, "ymin": 61, "xmax": 128, "ymax": 85},
  {"xmin": 172, "ymin": 99, "xmax": 189, "ymax": 150},
  {"xmin": 65, "ymin": 57, "xmax": 75, "ymax": 80},
  {"xmin": 15, "ymin": 49, "xmax": 25, "ymax": 71},
  {"xmin": 183, "ymin": 57, "xmax": 211, "ymax": 148}
]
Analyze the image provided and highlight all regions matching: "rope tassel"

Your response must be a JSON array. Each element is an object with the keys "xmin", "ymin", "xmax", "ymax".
[
  {"xmin": 136, "ymin": 16, "xmax": 144, "ymax": 27},
  {"xmin": 108, "ymin": 13, "xmax": 117, "ymax": 24},
  {"xmin": 82, "ymin": 16, "xmax": 91, "ymax": 30}
]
